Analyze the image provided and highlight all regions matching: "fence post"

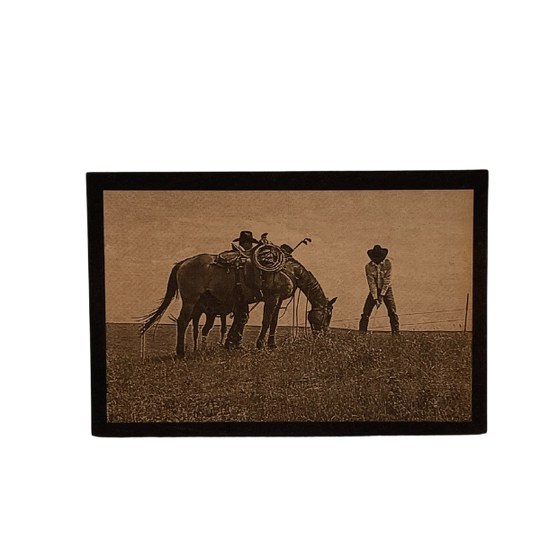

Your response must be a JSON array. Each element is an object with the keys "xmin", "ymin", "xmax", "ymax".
[
  {"xmin": 464, "ymin": 293, "xmax": 469, "ymax": 332},
  {"xmin": 291, "ymin": 291, "xmax": 296, "ymax": 340}
]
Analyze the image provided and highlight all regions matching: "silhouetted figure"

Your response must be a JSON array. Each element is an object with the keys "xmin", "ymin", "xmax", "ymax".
[
  {"xmin": 225, "ymin": 231, "xmax": 260, "ymax": 349},
  {"xmin": 359, "ymin": 245, "xmax": 400, "ymax": 334}
]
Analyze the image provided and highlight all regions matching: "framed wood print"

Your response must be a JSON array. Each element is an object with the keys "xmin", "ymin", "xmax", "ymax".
[{"xmin": 87, "ymin": 171, "xmax": 487, "ymax": 436}]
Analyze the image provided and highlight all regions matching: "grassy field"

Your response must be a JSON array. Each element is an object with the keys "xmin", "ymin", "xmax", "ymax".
[{"xmin": 106, "ymin": 324, "xmax": 472, "ymax": 422}]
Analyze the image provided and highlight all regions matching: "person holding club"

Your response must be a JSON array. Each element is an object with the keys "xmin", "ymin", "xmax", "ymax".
[{"xmin": 359, "ymin": 244, "xmax": 400, "ymax": 334}]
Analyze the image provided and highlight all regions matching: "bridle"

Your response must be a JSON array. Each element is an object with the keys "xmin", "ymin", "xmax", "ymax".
[
  {"xmin": 308, "ymin": 304, "xmax": 333, "ymax": 330},
  {"xmin": 309, "ymin": 305, "xmax": 330, "ymax": 315}
]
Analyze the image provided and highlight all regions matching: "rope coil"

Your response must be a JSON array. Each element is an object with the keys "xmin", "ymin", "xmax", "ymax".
[{"xmin": 253, "ymin": 244, "xmax": 286, "ymax": 272}]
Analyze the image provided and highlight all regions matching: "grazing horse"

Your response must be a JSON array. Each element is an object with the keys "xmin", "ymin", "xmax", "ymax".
[{"xmin": 140, "ymin": 254, "xmax": 336, "ymax": 358}]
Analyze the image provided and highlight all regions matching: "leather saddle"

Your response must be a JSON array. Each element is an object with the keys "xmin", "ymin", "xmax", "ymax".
[
  {"xmin": 214, "ymin": 243, "xmax": 251, "ymax": 269},
  {"xmin": 213, "ymin": 245, "xmax": 263, "ymax": 302}
]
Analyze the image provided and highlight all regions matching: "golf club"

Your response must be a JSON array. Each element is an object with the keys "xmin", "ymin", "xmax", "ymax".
[{"xmin": 292, "ymin": 237, "xmax": 311, "ymax": 252}]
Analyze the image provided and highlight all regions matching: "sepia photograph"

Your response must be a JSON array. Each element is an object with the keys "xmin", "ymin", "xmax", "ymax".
[{"xmin": 88, "ymin": 171, "xmax": 487, "ymax": 436}]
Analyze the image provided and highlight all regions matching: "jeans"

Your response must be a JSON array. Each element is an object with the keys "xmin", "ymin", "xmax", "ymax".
[
  {"xmin": 225, "ymin": 266, "xmax": 250, "ymax": 348},
  {"xmin": 359, "ymin": 287, "xmax": 400, "ymax": 334},
  {"xmin": 225, "ymin": 300, "xmax": 249, "ymax": 348}
]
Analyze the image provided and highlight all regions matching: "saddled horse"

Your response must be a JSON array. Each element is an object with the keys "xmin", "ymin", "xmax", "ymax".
[{"xmin": 140, "ymin": 253, "xmax": 336, "ymax": 358}]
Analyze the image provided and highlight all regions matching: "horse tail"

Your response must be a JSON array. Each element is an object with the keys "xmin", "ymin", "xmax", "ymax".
[{"xmin": 139, "ymin": 261, "xmax": 184, "ymax": 335}]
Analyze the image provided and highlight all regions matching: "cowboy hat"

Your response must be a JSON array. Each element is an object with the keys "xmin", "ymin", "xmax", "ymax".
[
  {"xmin": 233, "ymin": 231, "xmax": 260, "ymax": 244},
  {"xmin": 367, "ymin": 244, "xmax": 388, "ymax": 262}
]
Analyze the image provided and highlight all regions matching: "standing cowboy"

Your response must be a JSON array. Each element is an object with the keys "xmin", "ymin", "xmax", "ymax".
[
  {"xmin": 359, "ymin": 244, "xmax": 400, "ymax": 334},
  {"xmin": 225, "ymin": 231, "xmax": 260, "ymax": 349}
]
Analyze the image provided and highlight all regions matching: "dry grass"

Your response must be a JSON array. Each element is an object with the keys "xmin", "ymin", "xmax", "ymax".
[{"xmin": 106, "ymin": 324, "xmax": 472, "ymax": 422}]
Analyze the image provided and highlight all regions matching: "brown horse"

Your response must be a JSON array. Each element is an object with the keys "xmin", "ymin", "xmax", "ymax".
[
  {"xmin": 141, "ymin": 254, "xmax": 336, "ymax": 357},
  {"xmin": 169, "ymin": 294, "xmax": 228, "ymax": 350},
  {"xmin": 190, "ymin": 292, "xmax": 228, "ymax": 349}
]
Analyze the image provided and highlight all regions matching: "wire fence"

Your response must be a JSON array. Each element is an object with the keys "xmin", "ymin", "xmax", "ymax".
[{"xmin": 332, "ymin": 307, "xmax": 469, "ymax": 330}]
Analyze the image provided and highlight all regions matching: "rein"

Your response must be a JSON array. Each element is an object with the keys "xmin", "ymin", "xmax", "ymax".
[{"xmin": 277, "ymin": 264, "xmax": 327, "ymax": 335}]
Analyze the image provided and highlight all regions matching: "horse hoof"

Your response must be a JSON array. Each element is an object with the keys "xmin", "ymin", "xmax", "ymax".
[
  {"xmin": 256, "ymin": 341, "xmax": 264, "ymax": 349},
  {"xmin": 268, "ymin": 342, "xmax": 277, "ymax": 349}
]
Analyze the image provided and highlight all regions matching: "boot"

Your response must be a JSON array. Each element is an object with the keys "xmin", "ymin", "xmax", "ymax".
[
  {"xmin": 225, "ymin": 330, "xmax": 243, "ymax": 349},
  {"xmin": 389, "ymin": 313, "xmax": 400, "ymax": 334}
]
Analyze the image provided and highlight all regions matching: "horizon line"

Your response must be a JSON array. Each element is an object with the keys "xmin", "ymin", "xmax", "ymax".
[{"xmin": 106, "ymin": 321, "xmax": 471, "ymax": 332}]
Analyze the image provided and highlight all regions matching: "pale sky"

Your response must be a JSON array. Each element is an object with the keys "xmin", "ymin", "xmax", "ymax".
[{"xmin": 103, "ymin": 190, "xmax": 474, "ymax": 330}]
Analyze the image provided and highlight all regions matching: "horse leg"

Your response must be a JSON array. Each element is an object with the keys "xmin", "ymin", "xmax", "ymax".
[
  {"xmin": 257, "ymin": 296, "xmax": 279, "ymax": 349},
  {"xmin": 201, "ymin": 314, "xmax": 216, "ymax": 347},
  {"xmin": 192, "ymin": 305, "xmax": 203, "ymax": 352},
  {"xmin": 267, "ymin": 299, "xmax": 283, "ymax": 349},
  {"xmin": 176, "ymin": 302, "xmax": 196, "ymax": 358},
  {"xmin": 219, "ymin": 315, "xmax": 227, "ymax": 345}
]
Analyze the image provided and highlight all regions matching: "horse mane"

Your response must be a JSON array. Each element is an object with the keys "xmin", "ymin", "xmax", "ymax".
[{"xmin": 286, "ymin": 259, "xmax": 326, "ymax": 307}]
